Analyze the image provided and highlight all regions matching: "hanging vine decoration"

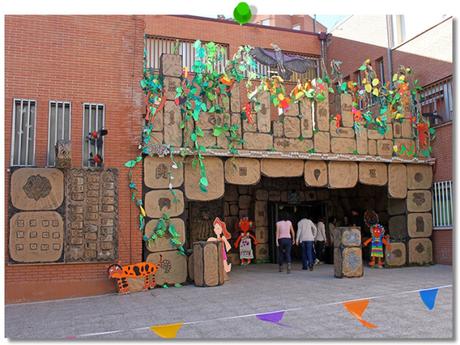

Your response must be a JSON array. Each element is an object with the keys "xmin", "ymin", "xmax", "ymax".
[{"xmin": 143, "ymin": 212, "xmax": 185, "ymax": 255}]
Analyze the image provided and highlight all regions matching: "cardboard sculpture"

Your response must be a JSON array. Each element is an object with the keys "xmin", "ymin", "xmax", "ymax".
[
  {"xmin": 363, "ymin": 210, "xmax": 391, "ymax": 268},
  {"xmin": 193, "ymin": 241, "xmax": 225, "ymax": 287},
  {"xmin": 333, "ymin": 227, "xmax": 363, "ymax": 278},
  {"xmin": 234, "ymin": 217, "xmax": 258, "ymax": 265},
  {"xmin": 207, "ymin": 217, "xmax": 232, "ymax": 273},
  {"xmin": 108, "ymin": 261, "xmax": 158, "ymax": 294}
]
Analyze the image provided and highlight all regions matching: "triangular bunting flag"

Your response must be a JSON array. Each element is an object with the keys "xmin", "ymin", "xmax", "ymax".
[
  {"xmin": 419, "ymin": 288, "xmax": 439, "ymax": 310},
  {"xmin": 150, "ymin": 322, "xmax": 184, "ymax": 338},
  {"xmin": 256, "ymin": 311, "xmax": 285, "ymax": 324},
  {"xmin": 343, "ymin": 299, "xmax": 377, "ymax": 329}
]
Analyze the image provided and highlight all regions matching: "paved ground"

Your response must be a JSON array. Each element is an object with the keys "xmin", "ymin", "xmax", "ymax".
[{"xmin": 5, "ymin": 263, "xmax": 453, "ymax": 339}]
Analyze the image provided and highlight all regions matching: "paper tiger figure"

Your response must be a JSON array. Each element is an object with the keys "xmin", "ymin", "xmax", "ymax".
[{"xmin": 108, "ymin": 261, "xmax": 158, "ymax": 294}]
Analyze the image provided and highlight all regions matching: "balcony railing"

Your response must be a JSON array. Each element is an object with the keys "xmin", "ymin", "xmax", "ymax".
[{"xmin": 432, "ymin": 180, "xmax": 453, "ymax": 229}]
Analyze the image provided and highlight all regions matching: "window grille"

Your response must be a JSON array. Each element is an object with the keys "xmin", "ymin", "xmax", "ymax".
[
  {"xmin": 432, "ymin": 180, "xmax": 453, "ymax": 228},
  {"xmin": 82, "ymin": 103, "xmax": 105, "ymax": 167},
  {"xmin": 11, "ymin": 99, "xmax": 37, "ymax": 166},
  {"xmin": 420, "ymin": 77, "xmax": 453, "ymax": 124},
  {"xmin": 47, "ymin": 101, "xmax": 71, "ymax": 166}
]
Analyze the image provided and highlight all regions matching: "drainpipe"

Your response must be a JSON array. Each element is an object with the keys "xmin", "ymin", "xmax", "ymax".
[
  {"xmin": 385, "ymin": 15, "xmax": 394, "ymax": 84},
  {"xmin": 318, "ymin": 31, "xmax": 330, "ymax": 78},
  {"xmin": 313, "ymin": 14, "xmax": 317, "ymax": 32}
]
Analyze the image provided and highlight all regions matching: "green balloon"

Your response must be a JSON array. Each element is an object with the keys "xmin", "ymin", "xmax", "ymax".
[{"xmin": 233, "ymin": 2, "xmax": 252, "ymax": 25}]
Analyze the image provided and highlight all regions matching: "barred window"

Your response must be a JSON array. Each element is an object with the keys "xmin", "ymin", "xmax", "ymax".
[
  {"xmin": 421, "ymin": 77, "xmax": 453, "ymax": 125},
  {"xmin": 83, "ymin": 103, "xmax": 105, "ymax": 167},
  {"xmin": 432, "ymin": 180, "xmax": 453, "ymax": 228},
  {"xmin": 11, "ymin": 99, "xmax": 37, "ymax": 166},
  {"xmin": 47, "ymin": 101, "xmax": 71, "ymax": 166}
]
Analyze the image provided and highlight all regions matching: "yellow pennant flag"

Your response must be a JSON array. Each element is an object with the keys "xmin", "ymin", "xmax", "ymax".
[
  {"xmin": 343, "ymin": 299, "xmax": 378, "ymax": 329},
  {"xmin": 150, "ymin": 322, "xmax": 184, "ymax": 339}
]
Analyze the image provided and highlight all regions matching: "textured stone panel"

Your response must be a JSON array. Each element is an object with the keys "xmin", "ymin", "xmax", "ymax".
[
  {"xmin": 393, "ymin": 122, "xmax": 402, "ymax": 138},
  {"xmin": 9, "ymin": 211, "xmax": 64, "ymax": 263},
  {"xmin": 358, "ymin": 163, "xmax": 388, "ymax": 186},
  {"xmin": 243, "ymin": 133, "xmax": 273, "ymax": 150},
  {"xmin": 332, "ymin": 227, "xmax": 361, "ymax": 247},
  {"xmin": 340, "ymin": 93, "xmax": 354, "ymax": 127},
  {"xmin": 163, "ymin": 101, "xmax": 182, "ymax": 147},
  {"xmin": 273, "ymin": 138, "xmax": 313, "ymax": 152},
  {"xmin": 389, "ymin": 215, "xmax": 408, "ymax": 241},
  {"xmin": 11, "ymin": 168, "xmax": 64, "ymax": 211},
  {"xmin": 145, "ymin": 189, "xmax": 184, "ymax": 218},
  {"xmin": 255, "ymin": 189, "xmax": 269, "ymax": 201},
  {"xmin": 256, "ymin": 226, "xmax": 269, "ymax": 244},
  {"xmin": 330, "ymin": 127, "xmax": 355, "ymax": 138},
  {"xmin": 388, "ymin": 198, "xmax": 406, "ymax": 215},
  {"xmin": 146, "ymin": 250, "xmax": 188, "ymax": 285},
  {"xmin": 394, "ymin": 139, "xmax": 416, "ymax": 159},
  {"xmin": 284, "ymin": 116, "xmax": 301, "ymax": 138},
  {"xmin": 256, "ymin": 243, "xmax": 270, "ymax": 262},
  {"xmin": 197, "ymin": 113, "xmax": 224, "ymax": 130},
  {"xmin": 230, "ymin": 85, "xmax": 241, "ymax": 113},
  {"xmin": 335, "ymin": 247, "xmax": 363, "ymax": 278},
  {"xmin": 255, "ymin": 201, "xmax": 268, "ymax": 227},
  {"xmin": 225, "ymin": 158, "xmax": 260, "ymax": 185},
  {"xmin": 331, "ymin": 138, "xmax": 356, "ymax": 154},
  {"xmin": 300, "ymin": 100, "xmax": 313, "ymax": 138},
  {"xmin": 257, "ymin": 92, "xmax": 271, "ymax": 133},
  {"xmin": 144, "ymin": 156, "xmax": 183, "ymax": 189},
  {"xmin": 201, "ymin": 130, "xmax": 218, "ymax": 147},
  {"xmin": 367, "ymin": 129, "xmax": 384, "ymax": 140},
  {"xmin": 408, "ymin": 238, "xmax": 433, "ymax": 265},
  {"xmin": 407, "ymin": 190, "xmax": 432, "ymax": 212},
  {"xmin": 407, "ymin": 164, "xmax": 433, "ymax": 190},
  {"xmin": 273, "ymin": 120, "xmax": 284, "ymax": 137},
  {"xmin": 368, "ymin": 139, "xmax": 377, "ymax": 155},
  {"xmin": 160, "ymin": 54, "xmax": 182, "ymax": 77},
  {"xmin": 328, "ymin": 161, "xmax": 358, "ymax": 188},
  {"xmin": 377, "ymin": 139, "xmax": 393, "ymax": 158},
  {"xmin": 401, "ymin": 119, "xmax": 413, "ymax": 138},
  {"xmin": 261, "ymin": 159, "xmax": 304, "ymax": 177},
  {"xmin": 163, "ymin": 77, "xmax": 181, "ymax": 100},
  {"xmin": 388, "ymin": 164, "xmax": 407, "ymax": 199},
  {"xmin": 385, "ymin": 242, "xmax": 406, "ymax": 267},
  {"xmin": 356, "ymin": 128, "xmax": 368, "ymax": 154},
  {"xmin": 316, "ymin": 94, "xmax": 330, "ymax": 131},
  {"xmin": 314, "ymin": 131, "xmax": 330, "ymax": 153},
  {"xmin": 304, "ymin": 160, "xmax": 327, "ymax": 187},
  {"xmin": 145, "ymin": 218, "xmax": 186, "ymax": 253},
  {"xmin": 185, "ymin": 157, "xmax": 224, "ymax": 201},
  {"xmin": 407, "ymin": 213, "xmax": 433, "ymax": 238}
]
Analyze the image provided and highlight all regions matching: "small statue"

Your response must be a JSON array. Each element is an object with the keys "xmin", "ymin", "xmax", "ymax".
[
  {"xmin": 363, "ymin": 210, "xmax": 391, "ymax": 268},
  {"xmin": 207, "ymin": 217, "xmax": 232, "ymax": 273},
  {"xmin": 234, "ymin": 217, "xmax": 258, "ymax": 265}
]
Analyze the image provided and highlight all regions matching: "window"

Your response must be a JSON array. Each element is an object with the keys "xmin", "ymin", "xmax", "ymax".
[
  {"xmin": 261, "ymin": 18, "xmax": 270, "ymax": 26},
  {"xmin": 420, "ymin": 77, "xmax": 453, "ymax": 125},
  {"xmin": 11, "ymin": 99, "xmax": 37, "ymax": 166},
  {"xmin": 83, "ymin": 103, "xmax": 105, "ymax": 167},
  {"xmin": 433, "ymin": 180, "xmax": 453, "ymax": 228},
  {"xmin": 376, "ymin": 57, "xmax": 385, "ymax": 84},
  {"xmin": 292, "ymin": 24, "xmax": 301, "ymax": 30},
  {"xmin": 47, "ymin": 101, "xmax": 71, "ymax": 166}
]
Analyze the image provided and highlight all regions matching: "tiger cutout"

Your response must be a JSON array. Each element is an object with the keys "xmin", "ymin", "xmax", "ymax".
[{"xmin": 107, "ymin": 261, "xmax": 158, "ymax": 294}]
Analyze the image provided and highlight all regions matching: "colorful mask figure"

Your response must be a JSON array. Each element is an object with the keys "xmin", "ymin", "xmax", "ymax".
[
  {"xmin": 234, "ymin": 217, "xmax": 258, "ymax": 265},
  {"xmin": 363, "ymin": 210, "xmax": 391, "ymax": 268},
  {"xmin": 107, "ymin": 261, "xmax": 158, "ymax": 294},
  {"xmin": 207, "ymin": 217, "xmax": 232, "ymax": 273}
]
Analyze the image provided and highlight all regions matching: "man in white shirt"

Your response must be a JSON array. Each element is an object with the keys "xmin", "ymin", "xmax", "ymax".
[
  {"xmin": 315, "ymin": 218, "xmax": 327, "ymax": 264},
  {"xmin": 295, "ymin": 217, "xmax": 317, "ymax": 271}
]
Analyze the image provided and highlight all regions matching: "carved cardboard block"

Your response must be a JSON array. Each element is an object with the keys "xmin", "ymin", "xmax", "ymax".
[
  {"xmin": 331, "ymin": 138, "xmax": 356, "ymax": 154},
  {"xmin": 243, "ymin": 133, "xmax": 273, "ymax": 150},
  {"xmin": 388, "ymin": 198, "xmax": 406, "ymax": 215},
  {"xmin": 358, "ymin": 162, "xmax": 388, "ymax": 186},
  {"xmin": 408, "ymin": 238, "xmax": 433, "ymax": 265},
  {"xmin": 230, "ymin": 85, "xmax": 241, "ymax": 113},
  {"xmin": 367, "ymin": 129, "xmax": 384, "ymax": 140},
  {"xmin": 332, "ymin": 227, "xmax": 361, "ymax": 247},
  {"xmin": 394, "ymin": 139, "xmax": 416, "ymax": 159},
  {"xmin": 189, "ymin": 200, "xmax": 223, "ymax": 244},
  {"xmin": 185, "ymin": 157, "xmax": 224, "ymax": 201},
  {"xmin": 255, "ymin": 189, "xmax": 269, "ymax": 201},
  {"xmin": 273, "ymin": 120, "xmax": 284, "ymax": 137},
  {"xmin": 224, "ymin": 184, "xmax": 239, "ymax": 202},
  {"xmin": 163, "ymin": 101, "xmax": 182, "ymax": 147},
  {"xmin": 407, "ymin": 213, "xmax": 433, "ymax": 238},
  {"xmin": 313, "ymin": 131, "xmax": 330, "ymax": 153},
  {"xmin": 65, "ymin": 169, "xmax": 118, "ymax": 262},
  {"xmin": 356, "ymin": 128, "xmax": 368, "ymax": 154},
  {"xmin": 146, "ymin": 250, "xmax": 188, "ymax": 285},
  {"xmin": 9, "ymin": 211, "xmax": 64, "ymax": 263},
  {"xmin": 335, "ymin": 247, "xmax": 363, "ymax": 278},
  {"xmin": 377, "ymin": 139, "xmax": 393, "ymax": 158},
  {"xmin": 328, "ymin": 161, "xmax": 358, "ymax": 189},
  {"xmin": 401, "ymin": 119, "xmax": 413, "ymax": 138},
  {"xmin": 145, "ymin": 189, "xmax": 184, "ymax": 218},
  {"xmin": 304, "ymin": 160, "xmax": 327, "ymax": 187},
  {"xmin": 385, "ymin": 242, "xmax": 406, "ymax": 267},
  {"xmin": 368, "ymin": 139, "xmax": 377, "ymax": 155},
  {"xmin": 200, "ymin": 130, "xmax": 217, "ymax": 148},
  {"xmin": 145, "ymin": 218, "xmax": 186, "ymax": 253},
  {"xmin": 261, "ymin": 159, "xmax": 304, "ymax": 178},
  {"xmin": 144, "ymin": 156, "xmax": 184, "ymax": 189},
  {"xmin": 300, "ymin": 101, "xmax": 313, "ymax": 138},
  {"xmin": 256, "ymin": 243, "xmax": 269, "ymax": 262},
  {"xmin": 284, "ymin": 116, "xmax": 301, "ymax": 138},
  {"xmin": 197, "ymin": 112, "xmax": 224, "ymax": 130},
  {"xmin": 255, "ymin": 201, "xmax": 268, "ymax": 227},
  {"xmin": 55, "ymin": 140, "xmax": 71, "ymax": 168},
  {"xmin": 274, "ymin": 138, "xmax": 313, "ymax": 152},
  {"xmin": 257, "ymin": 92, "xmax": 271, "ymax": 133},
  {"xmin": 11, "ymin": 168, "xmax": 64, "ymax": 211},
  {"xmin": 239, "ymin": 195, "xmax": 252, "ymax": 209},
  {"xmin": 407, "ymin": 190, "xmax": 432, "ymax": 212},
  {"xmin": 316, "ymin": 94, "xmax": 330, "ymax": 131},
  {"xmin": 388, "ymin": 215, "xmax": 408, "ymax": 241},
  {"xmin": 340, "ymin": 93, "xmax": 353, "ymax": 127},
  {"xmin": 163, "ymin": 77, "xmax": 182, "ymax": 100},
  {"xmin": 388, "ymin": 164, "xmax": 407, "ymax": 199},
  {"xmin": 224, "ymin": 158, "xmax": 260, "ymax": 185},
  {"xmin": 256, "ymin": 226, "xmax": 269, "ymax": 244},
  {"xmin": 407, "ymin": 164, "xmax": 433, "ymax": 190},
  {"xmin": 160, "ymin": 53, "xmax": 182, "ymax": 77},
  {"xmin": 393, "ymin": 122, "xmax": 402, "ymax": 138},
  {"xmin": 192, "ymin": 241, "xmax": 225, "ymax": 287},
  {"xmin": 330, "ymin": 126, "xmax": 355, "ymax": 138}
]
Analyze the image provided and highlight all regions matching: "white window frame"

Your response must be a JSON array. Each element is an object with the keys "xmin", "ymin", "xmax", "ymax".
[
  {"xmin": 432, "ymin": 180, "xmax": 453, "ymax": 229},
  {"xmin": 292, "ymin": 24, "xmax": 301, "ymax": 31},
  {"xmin": 10, "ymin": 98, "xmax": 37, "ymax": 167},
  {"xmin": 47, "ymin": 100, "xmax": 72, "ymax": 166},
  {"xmin": 82, "ymin": 103, "xmax": 105, "ymax": 167}
]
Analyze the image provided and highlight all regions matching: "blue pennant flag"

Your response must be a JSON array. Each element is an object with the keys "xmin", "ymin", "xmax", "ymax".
[{"xmin": 419, "ymin": 288, "xmax": 439, "ymax": 310}]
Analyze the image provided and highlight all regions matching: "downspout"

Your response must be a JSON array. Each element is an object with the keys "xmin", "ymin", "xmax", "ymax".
[
  {"xmin": 318, "ymin": 31, "xmax": 328, "ymax": 78},
  {"xmin": 385, "ymin": 15, "xmax": 394, "ymax": 84}
]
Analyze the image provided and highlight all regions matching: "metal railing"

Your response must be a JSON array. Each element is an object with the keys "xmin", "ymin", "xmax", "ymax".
[{"xmin": 432, "ymin": 180, "xmax": 453, "ymax": 229}]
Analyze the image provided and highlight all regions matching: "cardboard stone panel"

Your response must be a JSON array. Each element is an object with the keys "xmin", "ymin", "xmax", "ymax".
[
  {"xmin": 229, "ymin": 204, "xmax": 239, "ymax": 216},
  {"xmin": 328, "ymin": 162, "xmax": 358, "ymax": 189},
  {"xmin": 197, "ymin": 113, "xmax": 224, "ymax": 130},
  {"xmin": 330, "ymin": 127, "xmax": 355, "ymax": 138},
  {"xmin": 407, "ymin": 190, "xmax": 432, "ymax": 212},
  {"xmin": 300, "ymin": 101, "xmax": 313, "ymax": 138},
  {"xmin": 225, "ymin": 158, "xmax": 260, "ymax": 185},
  {"xmin": 407, "ymin": 213, "xmax": 432, "ymax": 238},
  {"xmin": 261, "ymin": 159, "xmax": 304, "ymax": 177},
  {"xmin": 268, "ymin": 190, "xmax": 281, "ymax": 201},
  {"xmin": 304, "ymin": 160, "xmax": 327, "ymax": 187},
  {"xmin": 255, "ymin": 189, "xmax": 269, "ymax": 201},
  {"xmin": 335, "ymin": 247, "xmax": 363, "ymax": 278},
  {"xmin": 401, "ymin": 119, "xmax": 413, "ymax": 138},
  {"xmin": 163, "ymin": 101, "xmax": 182, "ymax": 147},
  {"xmin": 332, "ymin": 227, "xmax": 361, "ymax": 247},
  {"xmin": 230, "ymin": 85, "xmax": 241, "ymax": 113},
  {"xmin": 144, "ymin": 156, "xmax": 183, "ymax": 189},
  {"xmin": 388, "ymin": 198, "xmax": 407, "ymax": 215},
  {"xmin": 273, "ymin": 120, "xmax": 284, "ymax": 137},
  {"xmin": 393, "ymin": 122, "xmax": 402, "ymax": 138},
  {"xmin": 243, "ymin": 113, "xmax": 258, "ymax": 132},
  {"xmin": 274, "ymin": 138, "xmax": 313, "ymax": 152},
  {"xmin": 367, "ymin": 129, "xmax": 384, "ymax": 140},
  {"xmin": 185, "ymin": 157, "xmax": 224, "ymax": 201},
  {"xmin": 314, "ymin": 131, "xmax": 330, "ymax": 153},
  {"xmin": 227, "ymin": 252, "xmax": 241, "ymax": 266},
  {"xmin": 257, "ymin": 92, "xmax": 271, "ymax": 133},
  {"xmin": 146, "ymin": 250, "xmax": 188, "ymax": 285},
  {"xmin": 331, "ymin": 138, "xmax": 356, "ymax": 154},
  {"xmin": 201, "ymin": 130, "xmax": 218, "ymax": 147},
  {"xmin": 285, "ymin": 101, "xmax": 300, "ymax": 116},
  {"xmin": 255, "ymin": 201, "xmax": 268, "ymax": 227},
  {"xmin": 377, "ymin": 140, "xmax": 393, "ymax": 158},
  {"xmin": 9, "ymin": 211, "xmax": 64, "ymax": 263},
  {"xmin": 224, "ymin": 185, "xmax": 239, "ymax": 202},
  {"xmin": 356, "ymin": 128, "xmax": 368, "ymax": 154},
  {"xmin": 126, "ymin": 277, "xmax": 150, "ymax": 293},
  {"xmin": 389, "ymin": 215, "xmax": 408, "ymax": 241},
  {"xmin": 359, "ymin": 162, "xmax": 388, "ymax": 186},
  {"xmin": 284, "ymin": 116, "xmax": 301, "ymax": 138},
  {"xmin": 256, "ymin": 243, "xmax": 269, "ymax": 262},
  {"xmin": 145, "ymin": 218, "xmax": 186, "ymax": 253},
  {"xmin": 145, "ymin": 189, "xmax": 184, "ymax": 218},
  {"xmin": 160, "ymin": 54, "xmax": 182, "ymax": 77},
  {"xmin": 340, "ymin": 93, "xmax": 354, "ymax": 127},
  {"xmin": 243, "ymin": 133, "xmax": 273, "ymax": 150},
  {"xmin": 316, "ymin": 189, "xmax": 329, "ymax": 201},
  {"xmin": 394, "ymin": 139, "xmax": 416, "ymax": 159},
  {"xmin": 388, "ymin": 164, "xmax": 407, "ymax": 199},
  {"xmin": 256, "ymin": 226, "xmax": 269, "ymax": 244},
  {"xmin": 11, "ymin": 168, "xmax": 64, "ymax": 211},
  {"xmin": 385, "ymin": 242, "xmax": 406, "ymax": 267},
  {"xmin": 316, "ymin": 95, "xmax": 330, "ymax": 131},
  {"xmin": 408, "ymin": 238, "xmax": 432, "ymax": 265},
  {"xmin": 163, "ymin": 77, "xmax": 181, "ymax": 100},
  {"xmin": 384, "ymin": 126, "xmax": 393, "ymax": 140},
  {"xmin": 192, "ymin": 241, "xmax": 225, "ymax": 287},
  {"xmin": 239, "ymin": 195, "xmax": 252, "ymax": 209},
  {"xmin": 368, "ymin": 139, "xmax": 377, "ymax": 155},
  {"xmin": 407, "ymin": 164, "xmax": 433, "ymax": 190}
]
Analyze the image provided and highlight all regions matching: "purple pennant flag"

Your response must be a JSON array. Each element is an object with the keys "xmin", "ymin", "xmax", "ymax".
[{"xmin": 256, "ymin": 311, "xmax": 285, "ymax": 324}]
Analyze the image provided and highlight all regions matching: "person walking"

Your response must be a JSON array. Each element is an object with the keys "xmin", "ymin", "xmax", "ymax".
[
  {"xmin": 276, "ymin": 213, "xmax": 295, "ymax": 274},
  {"xmin": 315, "ymin": 217, "xmax": 327, "ymax": 264},
  {"xmin": 296, "ymin": 216, "xmax": 317, "ymax": 271}
]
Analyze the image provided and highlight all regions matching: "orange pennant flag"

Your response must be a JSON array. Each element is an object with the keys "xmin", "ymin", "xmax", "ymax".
[
  {"xmin": 150, "ymin": 322, "xmax": 184, "ymax": 338},
  {"xmin": 343, "ymin": 299, "xmax": 378, "ymax": 329}
]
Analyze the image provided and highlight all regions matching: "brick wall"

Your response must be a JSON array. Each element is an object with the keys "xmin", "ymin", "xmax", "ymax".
[
  {"xmin": 4, "ymin": 15, "xmax": 146, "ymax": 302},
  {"xmin": 431, "ymin": 122, "xmax": 452, "ymax": 182},
  {"xmin": 432, "ymin": 230, "xmax": 452, "ymax": 265}
]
